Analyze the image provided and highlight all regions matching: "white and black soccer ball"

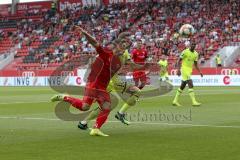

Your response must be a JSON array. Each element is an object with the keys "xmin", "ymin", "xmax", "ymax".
[{"xmin": 179, "ymin": 24, "xmax": 195, "ymax": 37}]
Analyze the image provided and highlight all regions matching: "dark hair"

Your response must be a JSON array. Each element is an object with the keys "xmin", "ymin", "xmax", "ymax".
[
  {"xmin": 191, "ymin": 42, "xmax": 196, "ymax": 46},
  {"xmin": 118, "ymin": 32, "xmax": 131, "ymax": 39}
]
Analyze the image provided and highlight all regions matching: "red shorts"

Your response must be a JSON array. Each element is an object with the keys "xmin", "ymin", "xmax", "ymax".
[
  {"xmin": 82, "ymin": 83, "xmax": 110, "ymax": 108},
  {"xmin": 133, "ymin": 70, "xmax": 147, "ymax": 83}
]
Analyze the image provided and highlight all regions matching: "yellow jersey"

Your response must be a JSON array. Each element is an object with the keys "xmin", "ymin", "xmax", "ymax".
[{"xmin": 180, "ymin": 48, "xmax": 198, "ymax": 70}]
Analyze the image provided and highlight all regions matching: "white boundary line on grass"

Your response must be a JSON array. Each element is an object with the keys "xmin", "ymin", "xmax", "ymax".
[
  {"xmin": 0, "ymin": 89, "xmax": 239, "ymax": 105},
  {"xmin": 0, "ymin": 116, "xmax": 240, "ymax": 129},
  {"xmin": 0, "ymin": 101, "xmax": 49, "ymax": 104}
]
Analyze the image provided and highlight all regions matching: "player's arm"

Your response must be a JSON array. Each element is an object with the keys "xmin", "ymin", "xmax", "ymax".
[
  {"xmin": 194, "ymin": 61, "xmax": 203, "ymax": 77},
  {"xmin": 75, "ymin": 26, "xmax": 99, "ymax": 48},
  {"xmin": 131, "ymin": 49, "xmax": 136, "ymax": 60},
  {"xmin": 124, "ymin": 54, "xmax": 144, "ymax": 69},
  {"xmin": 117, "ymin": 32, "xmax": 131, "ymax": 40},
  {"xmin": 166, "ymin": 62, "xmax": 169, "ymax": 73},
  {"xmin": 129, "ymin": 58, "xmax": 152, "ymax": 71},
  {"xmin": 194, "ymin": 52, "xmax": 203, "ymax": 77},
  {"xmin": 176, "ymin": 50, "xmax": 186, "ymax": 76},
  {"xmin": 128, "ymin": 61, "xmax": 145, "ymax": 70},
  {"xmin": 124, "ymin": 56, "xmax": 147, "ymax": 70},
  {"xmin": 158, "ymin": 61, "xmax": 163, "ymax": 72},
  {"xmin": 176, "ymin": 58, "xmax": 182, "ymax": 76}
]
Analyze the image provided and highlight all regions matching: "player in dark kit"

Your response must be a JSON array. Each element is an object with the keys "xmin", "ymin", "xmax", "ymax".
[{"xmin": 131, "ymin": 40, "xmax": 148, "ymax": 89}]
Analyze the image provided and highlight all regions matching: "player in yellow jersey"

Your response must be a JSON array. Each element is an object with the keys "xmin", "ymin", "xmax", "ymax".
[
  {"xmin": 77, "ymin": 39, "xmax": 147, "ymax": 130},
  {"xmin": 158, "ymin": 55, "xmax": 169, "ymax": 82},
  {"xmin": 172, "ymin": 42, "xmax": 203, "ymax": 107}
]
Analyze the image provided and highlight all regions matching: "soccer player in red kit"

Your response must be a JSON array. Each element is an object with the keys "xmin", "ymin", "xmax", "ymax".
[
  {"xmin": 131, "ymin": 40, "xmax": 148, "ymax": 89},
  {"xmin": 51, "ymin": 26, "xmax": 125, "ymax": 136}
]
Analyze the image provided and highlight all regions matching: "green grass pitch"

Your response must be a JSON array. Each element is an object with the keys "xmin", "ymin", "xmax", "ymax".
[{"xmin": 0, "ymin": 86, "xmax": 240, "ymax": 160}]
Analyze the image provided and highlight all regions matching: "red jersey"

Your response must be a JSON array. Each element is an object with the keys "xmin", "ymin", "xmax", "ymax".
[
  {"xmin": 131, "ymin": 48, "xmax": 148, "ymax": 64},
  {"xmin": 87, "ymin": 46, "xmax": 121, "ymax": 89}
]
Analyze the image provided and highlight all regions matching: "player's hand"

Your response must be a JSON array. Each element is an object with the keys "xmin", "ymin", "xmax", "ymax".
[
  {"xmin": 145, "ymin": 69, "xmax": 150, "ymax": 75},
  {"xmin": 75, "ymin": 25, "xmax": 84, "ymax": 33},
  {"xmin": 177, "ymin": 70, "xmax": 181, "ymax": 76},
  {"xmin": 200, "ymin": 72, "xmax": 203, "ymax": 77}
]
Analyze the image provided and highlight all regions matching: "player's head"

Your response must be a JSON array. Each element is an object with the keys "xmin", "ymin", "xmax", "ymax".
[
  {"xmin": 136, "ymin": 39, "xmax": 142, "ymax": 49},
  {"xmin": 119, "ymin": 39, "xmax": 131, "ymax": 50},
  {"xmin": 118, "ymin": 32, "xmax": 131, "ymax": 40},
  {"xmin": 117, "ymin": 32, "xmax": 132, "ymax": 49},
  {"xmin": 190, "ymin": 42, "xmax": 196, "ymax": 52},
  {"xmin": 162, "ymin": 54, "xmax": 168, "ymax": 60},
  {"xmin": 111, "ymin": 41, "xmax": 124, "ymax": 56},
  {"xmin": 106, "ymin": 43, "xmax": 115, "ymax": 50}
]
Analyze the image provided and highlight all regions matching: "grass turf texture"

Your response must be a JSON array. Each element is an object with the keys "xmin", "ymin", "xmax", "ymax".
[{"xmin": 0, "ymin": 86, "xmax": 240, "ymax": 160}]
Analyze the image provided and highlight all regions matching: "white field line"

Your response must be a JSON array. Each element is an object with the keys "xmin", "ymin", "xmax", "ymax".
[
  {"xmin": 0, "ymin": 89, "xmax": 238, "ymax": 105},
  {"xmin": 0, "ymin": 101, "xmax": 49, "ymax": 104},
  {"xmin": 0, "ymin": 116, "xmax": 240, "ymax": 129}
]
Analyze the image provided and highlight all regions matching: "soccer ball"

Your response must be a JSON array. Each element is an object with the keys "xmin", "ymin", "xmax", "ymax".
[{"xmin": 179, "ymin": 24, "xmax": 195, "ymax": 37}]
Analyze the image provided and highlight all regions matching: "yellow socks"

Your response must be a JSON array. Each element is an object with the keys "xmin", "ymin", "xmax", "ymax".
[
  {"xmin": 188, "ymin": 88, "xmax": 196, "ymax": 103},
  {"xmin": 119, "ymin": 103, "xmax": 130, "ymax": 114},
  {"xmin": 173, "ymin": 88, "xmax": 182, "ymax": 102}
]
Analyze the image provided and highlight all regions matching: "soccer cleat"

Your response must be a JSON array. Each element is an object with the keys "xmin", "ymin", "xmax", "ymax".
[
  {"xmin": 115, "ymin": 112, "xmax": 130, "ymax": 125},
  {"xmin": 89, "ymin": 128, "xmax": 109, "ymax": 137},
  {"xmin": 77, "ymin": 122, "xmax": 88, "ymax": 130},
  {"xmin": 192, "ymin": 101, "xmax": 201, "ymax": 106},
  {"xmin": 172, "ymin": 101, "xmax": 182, "ymax": 107},
  {"xmin": 50, "ymin": 94, "xmax": 65, "ymax": 102}
]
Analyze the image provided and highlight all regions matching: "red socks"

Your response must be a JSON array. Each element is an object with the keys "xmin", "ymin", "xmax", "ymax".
[
  {"xmin": 94, "ymin": 109, "xmax": 110, "ymax": 129},
  {"xmin": 64, "ymin": 96, "xmax": 83, "ymax": 111},
  {"xmin": 64, "ymin": 96, "xmax": 110, "ymax": 129}
]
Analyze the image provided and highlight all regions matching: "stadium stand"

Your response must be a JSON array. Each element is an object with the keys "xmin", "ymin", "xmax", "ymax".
[{"xmin": 0, "ymin": 0, "xmax": 239, "ymax": 72}]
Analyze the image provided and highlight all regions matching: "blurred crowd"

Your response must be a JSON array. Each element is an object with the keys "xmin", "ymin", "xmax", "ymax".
[
  {"xmin": 128, "ymin": 0, "xmax": 240, "ymax": 62},
  {"xmin": 0, "ymin": 0, "xmax": 239, "ymax": 69}
]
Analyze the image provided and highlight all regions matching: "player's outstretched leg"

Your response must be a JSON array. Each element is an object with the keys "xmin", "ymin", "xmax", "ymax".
[
  {"xmin": 78, "ymin": 93, "xmax": 119, "ymax": 131},
  {"xmin": 90, "ymin": 102, "xmax": 111, "ymax": 137},
  {"xmin": 51, "ymin": 94, "xmax": 87, "ymax": 111},
  {"xmin": 115, "ymin": 111, "xmax": 130, "ymax": 125},
  {"xmin": 134, "ymin": 79, "xmax": 139, "ymax": 88},
  {"xmin": 138, "ymin": 81, "xmax": 146, "ymax": 90},
  {"xmin": 138, "ymin": 84, "xmax": 145, "ymax": 90},
  {"xmin": 78, "ymin": 107, "xmax": 100, "ymax": 130},
  {"xmin": 172, "ymin": 88, "xmax": 183, "ymax": 107},
  {"xmin": 115, "ymin": 86, "xmax": 140, "ymax": 125},
  {"xmin": 133, "ymin": 73, "xmax": 140, "ymax": 88},
  {"xmin": 138, "ymin": 73, "xmax": 147, "ymax": 90},
  {"xmin": 51, "ymin": 94, "xmax": 65, "ymax": 102},
  {"xmin": 173, "ymin": 80, "xmax": 187, "ymax": 106},
  {"xmin": 188, "ymin": 89, "xmax": 201, "ymax": 106}
]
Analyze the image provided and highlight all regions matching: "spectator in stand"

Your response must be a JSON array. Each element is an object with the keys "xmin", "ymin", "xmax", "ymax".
[
  {"xmin": 1, "ymin": 0, "xmax": 240, "ymax": 69},
  {"xmin": 215, "ymin": 54, "xmax": 222, "ymax": 67}
]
